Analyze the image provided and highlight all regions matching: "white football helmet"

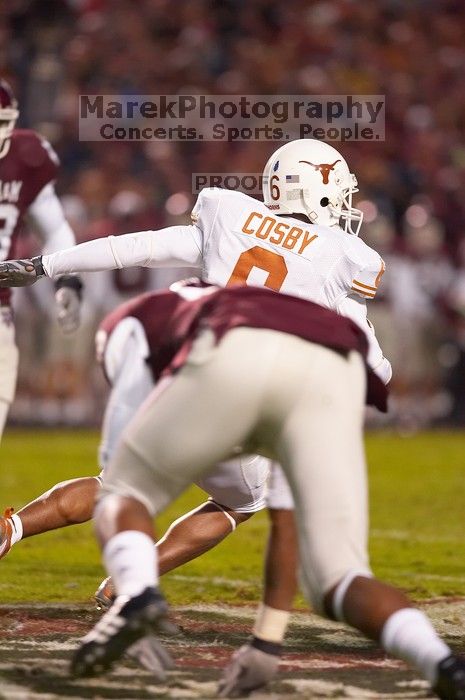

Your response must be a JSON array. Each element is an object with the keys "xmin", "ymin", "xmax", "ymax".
[
  {"xmin": 0, "ymin": 80, "xmax": 19, "ymax": 159},
  {"xmin": 262, "ymin": 139, "xmax": 363, "ymax": 235}
]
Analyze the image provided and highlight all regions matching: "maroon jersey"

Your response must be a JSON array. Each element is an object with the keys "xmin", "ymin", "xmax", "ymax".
[
  {"xmin": 99, "ymin": 286, "xmax": 206, "ymax": 383},
  {"xmin": 100, "ymin": 283, "xmax": 388, "ymax": 411},
  {"xmin": 0, "ymin": 129, "xmax": 58, "ymax": 304}
]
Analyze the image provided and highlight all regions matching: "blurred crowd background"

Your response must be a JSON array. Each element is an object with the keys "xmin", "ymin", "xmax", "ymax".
[{"xmin": 1, "ymin": 0, "xmax": 465, "ymax": 428}]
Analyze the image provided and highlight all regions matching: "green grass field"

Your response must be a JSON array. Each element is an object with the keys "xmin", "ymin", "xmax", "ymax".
[{"xmin": 0, "ymin": 429, "xmax": 464, "ymax": 606}]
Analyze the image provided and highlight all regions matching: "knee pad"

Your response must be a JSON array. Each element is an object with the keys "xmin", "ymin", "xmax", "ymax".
[
  {"xmin": 298, "ymin": 565, "xmax": 373, "ymax": 618},
  {"xmin": 331, "ymin": 569, "xmax": 374, "ymax": 622}
]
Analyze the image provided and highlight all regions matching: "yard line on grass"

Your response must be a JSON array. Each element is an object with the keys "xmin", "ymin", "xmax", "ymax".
[
  {"xmin": 371, "ymin": 528, "xmax": 463, "ymax": 543},
  {"xmin": 169, "ymin": 573, "xmax": 258, "ymax": 588},
  {"xmin": 393, "ymin": 571, "xmax": 465, "ymax": 583}
]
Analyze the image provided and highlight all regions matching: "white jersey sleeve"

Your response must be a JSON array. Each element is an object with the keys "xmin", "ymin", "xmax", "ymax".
[
  {"xmin": 337, "ymin": 294, "xmax": 392, "ymax": 384},
  {"xmin": 42, "ymin": 224, "xmax": 202, "ymax": 278},
  {"xmin": 336, "ymin": 238, "xmax": 390, "ymax": 382},
  {"xmin": 344, "ymin": 240, "xmax": 386, "ymax": 301},
  {"xmin": 190, "ymin": 187, "xmax": 223, "ymax": 246}
]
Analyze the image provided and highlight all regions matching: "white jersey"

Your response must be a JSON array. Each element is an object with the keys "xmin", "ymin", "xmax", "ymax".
[
  {"xmin": 43, "ymin": 187, "xmax": 390, "ymax": 380},
  {"xmin": 192, "ymin": 189, "xmax": 388, "ymax": 379},
  {"xmin": 193, "ymin": 188, "xmax": 383, "ymax": 304}
]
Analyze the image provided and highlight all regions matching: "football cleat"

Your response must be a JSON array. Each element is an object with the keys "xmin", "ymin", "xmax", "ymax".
[
  {"xmin": 71, "ymin": 586, "xmax": 169, "ymax": 678},
  {"xmin": 125, "ymin": 634, "xmax": 175, "ymax": 679},
  {"xmin": 94, "ymin": 576, "xmax": 180, "ymax": 636},
  {"xmin": 94, "ymin": 575, "xmax": 115, "ymax": 610},
  {"xmin": 434, "ymin": 655, "xmax": 465, "ymax": 699},
  {"xmin": 0, "ymin": 507, "xmax": 15, "ymax": 560}
]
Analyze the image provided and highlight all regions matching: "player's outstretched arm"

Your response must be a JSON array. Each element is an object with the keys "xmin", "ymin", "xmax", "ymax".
[
  {"xmin": 0, "ymin": 224, "xmax": 202, "ymax": 287},
  {"xmin": 218, "ymin": 508, "xmax": 297, "ymax": 697}
]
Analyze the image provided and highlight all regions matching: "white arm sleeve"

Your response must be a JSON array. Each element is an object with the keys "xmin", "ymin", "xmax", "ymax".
[
  {"xmin": 26, "ymin": 182, "xmax": 76, "ymax": 254},
  {"xmin": 337, "ymin": 294, "xmax": 392, "ymax": 384},
  {"xmin": 42, "ymin": 224, "xmax": 202, "ymax": 278},
  {"xmin": 98, "ymin": 317, "xmax": 153, "ymax": 470}
]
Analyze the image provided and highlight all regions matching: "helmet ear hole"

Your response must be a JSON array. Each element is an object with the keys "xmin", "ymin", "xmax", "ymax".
[{"xmin": 320, "ymin": 197, "xmax": 329, "ymax": 207}]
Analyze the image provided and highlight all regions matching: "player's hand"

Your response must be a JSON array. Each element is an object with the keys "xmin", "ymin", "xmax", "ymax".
[
  {"xmin": 218, "ymin": 643, "xmax": 280, "ymax": 697},
  {"xmin": 126, "ymin": 634, "xmax": 175, "ymax": 680},
  {"xmin": 55, "ymin": 286, "xmax": 81, "ymax": 334},
  {"xmin": 0, "ymin": 256, "xmax": 45, "ymax": 287}
]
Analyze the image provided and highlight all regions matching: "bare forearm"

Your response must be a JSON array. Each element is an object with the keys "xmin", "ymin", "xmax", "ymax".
[{"xmin": 264, "ymin": 508, "xmax": 298, "ymax": 610}]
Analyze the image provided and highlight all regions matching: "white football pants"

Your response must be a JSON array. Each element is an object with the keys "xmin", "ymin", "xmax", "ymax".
[
  {"xmin": 0, "ymin": 309, "xmax": 19, "ymax": 440},
  {"xmin": 98, "ymin": 317, "xmax": 269, "ymax": 513},
  {"xmin": 102, "ymin": 327, "xmax": 372, "ymax": 610}
]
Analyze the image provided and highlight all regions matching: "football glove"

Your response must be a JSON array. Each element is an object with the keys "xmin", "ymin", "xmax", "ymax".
[
  {"xmin": 54, "ymin": 275, "xmax": 83, "ymax": 335},
  {"xmin": 218, "ymin": 642, "xmax": 280, "ymax": 697},
  {"xmin": 0, "ymin": 256, "xmax": 45, "ymax": 287},
  {"xmin": 125, "ymin": 635, "xmax": 175, "ymax": 680}
]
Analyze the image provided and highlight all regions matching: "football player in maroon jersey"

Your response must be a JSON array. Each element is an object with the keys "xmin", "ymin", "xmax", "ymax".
[
  {"xmin": 61, "ymin": 283, "xmax": 461, "ymax": 700},
  {"xmin": 0, "ymin": 79, "xmax": 82, "ymax": 440},
  {"xmin": 0, "ymin": 279, "xmax": 461, "ymax": 697}
]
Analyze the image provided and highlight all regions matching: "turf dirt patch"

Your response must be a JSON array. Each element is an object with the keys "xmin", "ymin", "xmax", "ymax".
[{"xmin": 1, "ymin": 600, "xmax": 464, "ymax": 699}]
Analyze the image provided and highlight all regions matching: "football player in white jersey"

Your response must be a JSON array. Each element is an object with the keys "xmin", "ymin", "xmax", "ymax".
[
  {"xmin": 0, "ymin": 138, "xmax": 390, "ymax": 380},
  {"xmin": 0, "ymin": 139, "xmax": 391, "ymax": 694}
]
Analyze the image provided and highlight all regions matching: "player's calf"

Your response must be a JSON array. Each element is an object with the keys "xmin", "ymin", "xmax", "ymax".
[
  {"xmin": 94, "ymin": 500, "xmax": 252, "ymax": 609},
  {"xmin": 0, "ymin": 476, "xmax": 100, "ymax": 559},
  {"xmin": 325, "ymin": 572, "xmax": 460, "ymax": 699}
]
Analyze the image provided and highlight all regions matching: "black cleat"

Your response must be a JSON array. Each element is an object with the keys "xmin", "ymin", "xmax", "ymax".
[
  {"xmin": 71, "ymin": 586, "xmax": 169, "ymax": 678},
  {"xmin": 434, "ymin": 655, "xmax": 465, "ymax": 699}
]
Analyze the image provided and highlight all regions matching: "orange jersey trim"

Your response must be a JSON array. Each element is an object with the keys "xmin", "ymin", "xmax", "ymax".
[
  {"xmin": 352, "ymin": 279, "xmax": 377, "ymax": 292},
  {"xmin": 351, "ymin": 286, "xmax": 376, "ymax": 298},
  {"xmin": 375, "ymin": 260, "xmax": 386, "ymax": 287}
]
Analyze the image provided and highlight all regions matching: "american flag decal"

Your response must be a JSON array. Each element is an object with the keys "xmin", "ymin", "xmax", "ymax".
[{"xmin": 286, "ymin": 175, "xmax": 299, "ymax": 183}]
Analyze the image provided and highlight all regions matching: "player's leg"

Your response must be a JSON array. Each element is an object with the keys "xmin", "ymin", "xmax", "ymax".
[
  {"xmin": 95, "ymin": 349, "xmax": 270, "ymax": 606},
  {"xmin": 150, "ymin": 454, "xmax": 269, "ymax": 573},
  {"xmin": 0, "ymin": 476, "xmax": 100, "ymax": 559},
  {"xmin": 0, "ymin": 311, "xmax": 20, "ymax": 558},
  {"xmin": 95, "ymin": 329, "xmax": 276, "ymax": 577},
  {"xmin": 1, "ymin": 317, "xmax": 154, "ymax": 560},
  {"xmin": 95, "ymin": 323, "xmax": 260, "ymax": 594},
  {"xmin": 72, "ymin": 328, "xmax": 279, "ymax": 676},
  {"xmin": 0, "ymin": 308, "xmax": 19, "ymax": 441},
  {"xmin": 278, "ymin": 345, "xmax": 456, "ymax": 695},
  {"xmin": 159, "ymin": 453, "xmax": 269, "ymax": 569}
]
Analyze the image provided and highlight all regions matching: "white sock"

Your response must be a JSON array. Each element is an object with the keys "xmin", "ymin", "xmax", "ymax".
[
  {"xmin": 10, "ymin": 514, "xmax": 23, "ymax": 545},
  {"xmin": 381, "ymin": 608, "xmax": 451, "ymax": 684},
  {"xmin": 103, "ymin": 530, "xmax": 157, "ymax": 598}
]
